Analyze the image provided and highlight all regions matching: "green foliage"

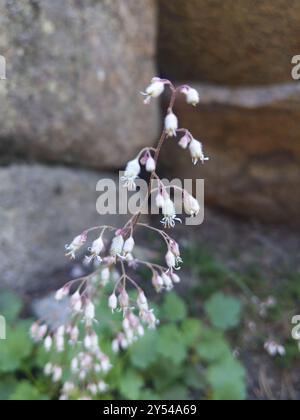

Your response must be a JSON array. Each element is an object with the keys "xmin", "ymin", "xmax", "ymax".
[
  {"xmin": 0, "ymin": 292, "xmax": 55, "ymax": 401},
  {"xmin": 207, "ymin": 357, "xmax": 246, "ymax": 400},
  {"xmin": 0, "ymin": 254, "xmax": 247, "ymax": 401},
  {"xmin": 205, "ymin": 292, "xmax": 242, "ymax": 330}
]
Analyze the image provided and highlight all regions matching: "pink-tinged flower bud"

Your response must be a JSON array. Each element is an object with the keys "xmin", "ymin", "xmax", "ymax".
[
  {"xmin": 63, "ymin": 382, "xmax": 75, "ymax": 394},
  {"xmin": 162, "ymin": 273, "xmax": 174, "ymax": 291},
  {"xmin": 52, "ymin": 366, "xmax": 62, "ymax": 382},
  {"xmin": 163, "ymin": 198, "xmax": 176, "ymax": 217},
  {"xmin": 110, "ymin": 234, "xmax": 124, "ymax": 256},
  {"xmin": 181, "ymin": 86, "xmax": 200, "ymax": 106},
  {"xmin": 171, "ymin": 273, "xmax": 181, "ymax": 284},
  {"xmin": 55, "ymin": 334, "xmax": 64, "ymax": 353},
  {"xmin": 183, "ymin": 192, "xmax": 200, "ymax": 216},
  {"xmin": 108, "ymin": 293, "xmax": 118, "ymax": 312},
  {"xmin": 71, "ymin": 357, "xmax": 79, "ymax": 373},
  {"xmin": 178, "ymin": 134, "xmax": 190, "ymax": 149},
  {"xmin": 137, "ymin": 325, "xmax": 145, "ymax": 337},
  {"xmin": 94, "ymin": 364, "xmax": 102, "ymax": 373},
  {"xmin": 189, "ymin": 138, "xmax": 209, "ymax": 165},
  {"xmin": 118, "ymin": 288, "xmax": 129, "ymax": 309},
  {"xmin": 122, "ymin": 317, "xmax": 131, "ymax": 330},
  {"xmin": 120, "ymin": 335, "xmax": 129, "ymax": 349},
  {"xmin": 141, "ymin": 310, "xmax": 158, "ymax": 329},
  {"xmin": 155, "ymin": 193, "xmax": 165, "ymax": 208},
  {"xmin": 164, "ymin": 111, "xmax": 178, "ymax": 137},
  {"xmin": 44, "ymin": 363, "xmax": 53, "ymax": 376},
  {"xmin": 84, "ymin": 335, "xmax": 92, "ymax": 350},
  {"xmin": 70, "ymin": 291, "xmax": 82, "ymax": 313},
  {"xmin": 98, "ymin": 381, "xmax": 108, "ymax": 393},
  {"xmin": 152, "ymin": 273, "xmax": 164, "ymax": 293},
  {"xmin": 123, "ymin": 236, "xmax": 135, "ymax": 255},
  {"xmin": 137, "ymin": 290, "xmax": 148, "ymax": 311},
  {"xmin": 112, "ymin": 339, "xmax": 119, "ymax": 353},
  {"xmin": 86, "ymin": 236, "xmax": 104, "ymax": 264},
  {"xmin": 30, "ymin": 323, "xmax": 48, "ymax": 341},
  {"xmin": 121, "ymin": 159, "xmax": 141, "ymax": 191},
  {"xmin": 87, "ymin": 384, "xmax": 98, "ymax": 396},
  {"xmin": 44, "ymin": 335, "xmax": 53, "ymax": 352},
  {"xmin": 65, "ymin": 233, "xmax": 87, "ymax": 259},
  {"xmin": 169, "ymin": 240, "xmax": 180, "ymax": 257},
  {"xmin": 125, "ymin": 328, "xmax": 134, "ymax": 342},
  {"xmin": 142, "ymin": 78, "xmax": 165, "ymax": 104},
  {"xmin": 100, "ymin": 356, "xmax": 112, "ymax": 373},
  {"xmin": 56, "ymin": 325, "xmax": 65, "ymax": 337},
  {"xmin": 70, "ymin": 326, "xmax": 79, "ymax": 343},
  {"xmin": 55, "ymin": 286, "xmax": 69, "ymax": 301},
  {"xmin": 166, "ymin": 250, "xmax": 176, "ymax": 268},
  {"xmin": 84, "ymin": 301, "xmax": 95, "ymax": 321},
  {"xmin": 145, "ymin": 156, "xmax": 156, "ymax": 172}
]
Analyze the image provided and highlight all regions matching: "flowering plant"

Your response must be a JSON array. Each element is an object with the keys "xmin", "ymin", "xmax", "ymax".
[{"xmin": 30, "ymin": 77, "xmax": 208, "ymax": 400}]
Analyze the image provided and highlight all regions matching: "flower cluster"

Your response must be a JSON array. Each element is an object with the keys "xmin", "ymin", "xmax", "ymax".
[{"xmin": 32, "ymin": 77, "xmax": 209, "ymax": 399}]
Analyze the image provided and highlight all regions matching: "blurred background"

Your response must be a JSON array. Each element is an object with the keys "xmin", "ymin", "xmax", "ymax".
[{"xmin": 0, "ymin": 0, "xmax": 299, "ymax": 400}]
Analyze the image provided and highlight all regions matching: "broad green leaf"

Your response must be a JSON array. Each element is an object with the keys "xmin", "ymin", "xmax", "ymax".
[
  {"xmin": 119, "ymin": 370, "xmax": 143, "ymax": 400},
  {"xmin": 0, "ymin": 376, "xmax": 17, "ymax": 400},
  {"xmin": 183, "ymin": 366, "xmax": 205, "ymax": 391},
  {"xmin": 181, "ymin": 318, "xmax": 203, "ymax": 346},
  {"xmin": 161, "ymin": 293, "xmax": 187, "ymax": 322},
  {"xmin": 130, "ymin": 330, "xmax": 158, "ymax": 369},
  {"xmin": 207, "ymin": 357, "xmax": 246, "ymax": 400},
  {"xmin": 205, "ymin": 293, "xmax": 242, "ymax": 330},
  {"xmin": 157, "ymin": 325, "xmax": 187, "ymax": 364},
  {"xmin": 0, "ymin": 291, "xmax": 23, "ymax": 323},
  {"xmin": 161, "ymin": 385, "xmax": 190, "ymax": 400},
  {"xmin": 139, "ymin": 389, "xmax": 160, "ymax": 400},
  {"xmin": 196, "ymin": 330, "xmax": 231, "ymax": 362},
  {"xmin": 0, "ymin": 324, "xmax": 33, "ymax": 373},
  {"xmin": 150, "ymin": 360, "xmax": 183, "ymax": 392},
  {"xmin": 9, "ymin": 381, "xmax": 49, "ymax": 401}
]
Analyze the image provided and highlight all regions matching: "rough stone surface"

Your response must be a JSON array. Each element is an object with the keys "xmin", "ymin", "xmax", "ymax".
[
  {"xmin": 0, "ymin": 165, "xmax": 128, "ymax": 292},
  {"xmin": 158, "ymin": 0, "xmax": 300, "ymax": 85},
  {"xmin": 161, "ymin": 83, "xmax": 300, "ymax": 224},
  {"xmin": 0, "ymin": 0, "xmax": 158, "ymax": 169}
]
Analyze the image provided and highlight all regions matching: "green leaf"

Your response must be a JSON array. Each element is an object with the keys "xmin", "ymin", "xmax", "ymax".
[
  {"xmin": 139, "ymin": 389, "xmax": 160, "ymax": 400},
  {"xmin": 0, "ymin": 376, "xmax": 17, "ymax": 400},
  {"xmin": 157, "ymin": 325, "xmax": 187, "ymax": 364},
  {"xmin": 183, "ymin": 366, "xmax": 205, "ymax": 391},
  {"xmin": 205, "ymin": 293, "xmax": 242, "ymax": 330},
  {"xmin": 161, "ymin": 293, "xmax": 187, "ymax": 322},
  {"xmin": 207, "ymin": 357, "xmax": 246, "ymax": 400},
  {"xmin": 0, "ymin": 292, "xmax": 23, "ymax": 323},
  {"xmin": 196, "ymin": 330, "xmax": 231, "ymax": 363},
  {"xmin": 130, "ymin": 330, "xmax": 158, "ymax": 369},
  {"xmin": 150, "ymin": 360, "xmax": 183, "ymax": 392},
  {"xmin": 0, "ymin": 324, "xmax": 33, "ymax": 373},
  {"xmin": 9, "ymin": 381, "xmax": 49, "ymax": 401},
  {"xmin": 181, "ymin": 318, "xmax": 203, "ymax": 347},
  {"xmin": 119, "ymin": 370, "xmax": 143, "ymax": 400},
  {"xmin": 161, "ymin": 385, "xmax": 190, "ymax": 400}
]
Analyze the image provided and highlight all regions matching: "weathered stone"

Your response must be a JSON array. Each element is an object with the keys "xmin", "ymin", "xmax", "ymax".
[
  {"xmin": 158, "ymin": 0, "xmax": 300, "ymax": 85},
  {"xmin": 0, "ymin": 0, "xmax": 158, "ymax": 169},
  {"xmin": 161, "ymin": 83, "xmax": 300, "ymax": 224},
  {"xmin": 0, "ymin": 165, "xmax": 129, "ymax": 292}
]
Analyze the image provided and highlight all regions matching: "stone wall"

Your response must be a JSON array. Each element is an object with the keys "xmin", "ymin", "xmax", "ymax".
[
  {"xmin": 0, "ymin": 0, "xmax": 158, "ymax": 169},
  {"xmin": 158, "ymin": 0, "xmax": 300, "ymax": 223}
]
